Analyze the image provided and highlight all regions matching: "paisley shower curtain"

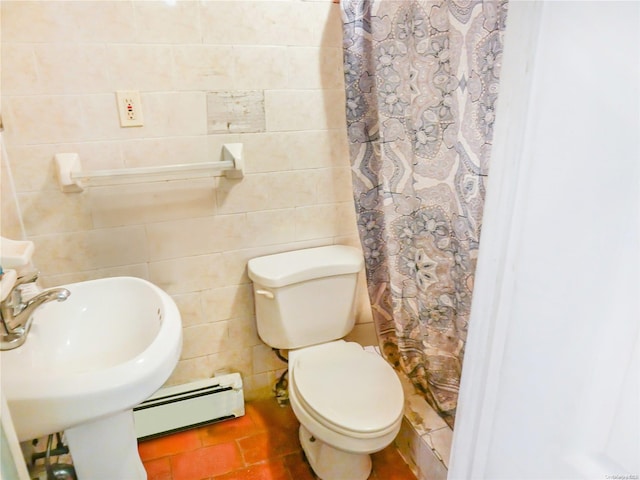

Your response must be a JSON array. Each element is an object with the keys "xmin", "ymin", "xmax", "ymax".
[{"xmin": 341, "ymin": 0, "xmax": 508, "ymax": 426}]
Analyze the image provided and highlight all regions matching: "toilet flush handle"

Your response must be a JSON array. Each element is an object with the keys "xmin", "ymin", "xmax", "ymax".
[{"xmin": 255, "ymin": 289, "xmax": 275, "ymax": 300}]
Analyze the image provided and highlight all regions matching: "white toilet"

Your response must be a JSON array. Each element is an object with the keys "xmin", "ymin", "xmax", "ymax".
[{"xmin": 248, "ymin": 245, "xmax": 404, "ymax": 480}]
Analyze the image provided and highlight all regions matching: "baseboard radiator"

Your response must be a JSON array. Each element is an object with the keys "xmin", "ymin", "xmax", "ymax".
[{"xmin": 134, "ymin": 373, "xmax": 245, "ymax": 440}]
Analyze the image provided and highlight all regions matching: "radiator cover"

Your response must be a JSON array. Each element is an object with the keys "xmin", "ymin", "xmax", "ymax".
[{"xmin": 134, "ymin": 373, "xmax": 245, "ymax": 440}]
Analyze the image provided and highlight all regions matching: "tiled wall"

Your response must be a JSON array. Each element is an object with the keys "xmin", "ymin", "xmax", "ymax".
[{"xmin": 0, "ymin": 0, "xmax": 376, "ymax": 399}]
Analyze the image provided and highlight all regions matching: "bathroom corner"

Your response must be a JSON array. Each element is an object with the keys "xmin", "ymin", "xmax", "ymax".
[{"xmin": 395, "ymin": 373, "xmax": 451, "ymax": 480}]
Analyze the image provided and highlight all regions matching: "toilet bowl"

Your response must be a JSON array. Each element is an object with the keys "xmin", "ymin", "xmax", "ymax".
[
  {"xmin": 248, "ymin": 245, "xmax": 405, "ymax": 480},
  {"xmin": 289, "ymin": 341, "xmax": 403, "ymax": 451},
  {"xmin": 288, "ymin": 341, "xmax": 404, "ymax": 479}
]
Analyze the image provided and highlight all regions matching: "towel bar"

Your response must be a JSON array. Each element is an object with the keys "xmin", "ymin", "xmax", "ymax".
[{"xmin": 55, "ymin": 143, "xmax": 244, "ymax": 193}]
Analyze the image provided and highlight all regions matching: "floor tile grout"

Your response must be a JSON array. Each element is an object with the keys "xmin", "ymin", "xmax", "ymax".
[{"xmin": 139, "ymin": 398, "xmax": 416, "ymax": 480}]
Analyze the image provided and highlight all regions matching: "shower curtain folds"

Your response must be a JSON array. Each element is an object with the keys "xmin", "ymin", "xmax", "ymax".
[{"xmin": 340, "ymin": 0, "xmax": 508, "ymax": 426}]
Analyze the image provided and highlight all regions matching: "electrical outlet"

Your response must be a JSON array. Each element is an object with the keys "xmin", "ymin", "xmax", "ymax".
[{"xmin": 116, "ymin": 90, "xmax": 144, "ymax": 127}]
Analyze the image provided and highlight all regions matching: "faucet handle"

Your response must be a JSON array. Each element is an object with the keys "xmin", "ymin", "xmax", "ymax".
[
  {"xmin": 15, "ymin": 270, "xmax": 39, "ymax": 287},
  {"xmin": 2, "ymin": 270, "xmax": 40, "ymax": 308},
  {"xmin": 0, "ymin": 270, "xmax": 18, "ymax": 302}
]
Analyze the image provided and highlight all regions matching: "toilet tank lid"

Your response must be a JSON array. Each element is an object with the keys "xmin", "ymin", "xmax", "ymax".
[{"xmin": 248, "ymin": 245, "xmax": 364, "ymax": 288}]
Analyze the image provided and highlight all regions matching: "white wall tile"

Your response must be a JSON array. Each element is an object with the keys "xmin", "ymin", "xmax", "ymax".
[
  {"xmin": 241, "ymin": 132, "xmax": 294, "ymax": 173},
  {"xmin": 39, "ymin": 263, "xmax": 150, "ymax": 289},
  {"xmin": 294, "ymin": 204, "xmax": 340, "ymax": 240},
  {"xmin": 19, "ymin": 190, "xmax": 93, "ymax": 235},
  {"xmin": 30, "ymin": 226, "xmax": 148, "ymax": 274},
  {"xmin": 233, "ymin": 46, "xmax": 288, "ymax": 90},
  {"xmin": 189, "ymin": 348, "xmax": 254, "ymax": 381},
  {"xmin": 133, "ymin": 1, "xmax": 202, "ymax": 44},
  {"xmin": 242, "ymin": 129, "xmax": 349, "ymax": 173},
  {"xmin": 70, "ymin": 1, "xmax": 138, "ymax": 44},
  {"xmin": 426, "ymin": 428, "xmax": 453, "ymax": 468},
  {"xmin": 4, "ymin": 96, "xmax": 88, "ymax": 145},
  {"xmin": 294, "ymin": 201, "xmax": 356, "ymax": 240},
  {"xmin": 277, "ymin": 1, "xmax": 341, "ymax": 47},
  {"xmin": 146, "ymin": 216, "xmax": 218, "ymax": 260},
  {"xmin": 146, "ymin": 212, "xmax": 251, "ymax": 260},
  {"xmin": 218, "ymin": 170, "xmax": 317, "ymax": 214},
  {"xmin": 0, "ymin": 1, "xmax": 139, "ymax": 45},
  {"xmin": 315, "ymin": 167, "xmax": 354, "ymax": 203},
  {"xmin": 245, "ymin": 209, "xmax": 297, "ymax": 246},
  {"xmin": 148, "ymin": 253, "xmax": 228, "ymax": 294},
  {"xmin": 228, "ymin": 316, "xmax": 261, "ymax": 349},
  {"xmin": 269, "ymin": 171, "xmax": 319, "ymax": 208},
  {"xmin": 172, "ymin": 46, "xmax": 235, "ymax": 91},
  {"xmin": 200, "ymin": 284, "xmax": 254, "ymax": 323},
  {"xmin": 216, "ymin": 174, "xmax": 271, "ymax": 214},
  {"xmin": 172, "ymin": 292, "xmax": 206, "ymax": 327},
  {"xmin": 252, "ymin": 343, "xmax": 287, "ymax": 375},
  {"xmin": 0, "ymin": 152, "xmax": 24, "ymax": 240},
  {"xmin": 200, "ymin": 1, "xmax": 340, "ymax": 47},
  {"xmin": 142, "ymin": 92, "xmax": 208, "ymax": 137},
  {"xmin": 1, "ymin": 1, "xmax": 79, "ymax": 43},
  {"xmin": 119, "ymin": 136, "xmax": 209, "ymax": 168},
  {"xmin": 1, "ymin": 44, "xmax": 40, "ymax": 95},
  {"xmin": 201, "ymin": 2, "xmax": 305, "ymax": 46},
  {"xmin": 89, "ymin": 179, "xmax": 217, "ymax": 228},
  {"xmin": 265, "ymin": 89, "xmax": 347, "ymax": 131},
  {"xmin": 199, "ymin": 1, "xmax": 246, "ymax": 45},
  {"xmin": 286, "ymin": 46, "xmax": 344, "ymax": 89},
  {"xmin": 34, "ymin": 44, "xmax": 112, "ymax": 94},
  {"xmin": 106, "ymin": 45, "xmax": 174, "ymax": 92},
  {"xmin": 165, "ymin": 355, "xmax": 218, "ymax": 386},
  {"xmin": 291, "ymin": 129, "xmax": 350, "ymax": 169},
  {"xmin": 181, "ymin": 321, "xmax": 229, "ymax": 359}
]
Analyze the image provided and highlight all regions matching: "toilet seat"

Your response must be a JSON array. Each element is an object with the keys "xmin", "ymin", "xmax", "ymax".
[{"xmin": 290, "ymin": 342, "xmax": 404, "ymax": 437}]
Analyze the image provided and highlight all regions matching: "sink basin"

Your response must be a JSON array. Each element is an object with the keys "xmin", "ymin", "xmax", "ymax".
[{"xmin": 0, "ymin": 276, "xmax": 182, "ymax": 479}]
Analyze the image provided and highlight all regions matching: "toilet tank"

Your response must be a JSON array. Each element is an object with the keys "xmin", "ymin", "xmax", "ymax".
[{"xmin": 247, "ymin": 245, "xmax": 365, "ymax": 349}]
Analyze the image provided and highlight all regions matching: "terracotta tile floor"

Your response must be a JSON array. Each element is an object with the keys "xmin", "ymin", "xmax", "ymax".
[{"xmin": 138, "ymin": 398, "xmax": 417, "ymax": 480}]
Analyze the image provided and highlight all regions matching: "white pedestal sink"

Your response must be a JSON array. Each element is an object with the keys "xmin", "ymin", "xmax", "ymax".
[{"xmin": 0, "ymin": 276, "xmax": 182, "ymax": 479}]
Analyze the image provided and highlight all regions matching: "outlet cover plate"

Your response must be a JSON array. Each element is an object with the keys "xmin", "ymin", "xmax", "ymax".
[{"xmin": 116, "ymin": 90, "xmax": 144, "ymax": 127}]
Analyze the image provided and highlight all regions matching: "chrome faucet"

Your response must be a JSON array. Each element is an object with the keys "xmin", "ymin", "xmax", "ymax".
[{"xmin": 0, "ymin": 270, "xmax": 70, "ymax": 350}]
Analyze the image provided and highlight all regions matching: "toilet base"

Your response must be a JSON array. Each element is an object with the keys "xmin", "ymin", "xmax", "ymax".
[{"xmin": 299, "ymin": 425, "xmax": 372, "ymax": 480}]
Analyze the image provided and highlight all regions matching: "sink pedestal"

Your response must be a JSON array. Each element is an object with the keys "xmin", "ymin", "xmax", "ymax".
[{"xmin": 65, "ymin": 409, "xmax": 145, "ymax": 480}]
